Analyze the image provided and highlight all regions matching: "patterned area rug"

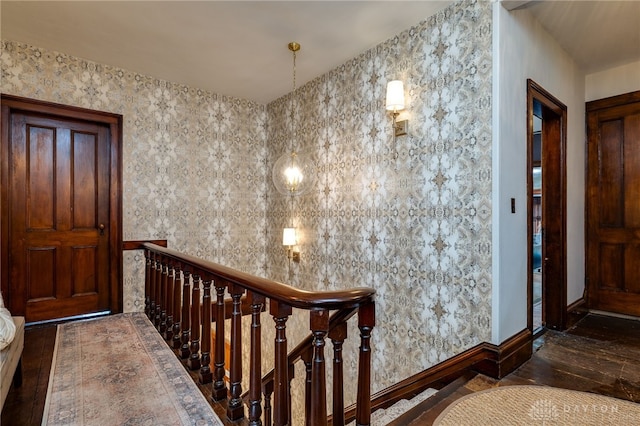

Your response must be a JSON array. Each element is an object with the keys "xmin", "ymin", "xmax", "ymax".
[
  {"xmin": 43, "ymin": 313, "xmax": 222, "ymax": 425},
  {"xmin": 434, "ymin": 385, "xmax": 640, "ymax": 425}
]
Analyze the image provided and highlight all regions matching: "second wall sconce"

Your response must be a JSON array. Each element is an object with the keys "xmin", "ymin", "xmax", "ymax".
[
  {"xmin": 386, "ymin": 80, "xmax": 408, "ymax": 139},
  {"xmin": 282, "ymin": 227, "xmax": 300, "ymax": 263}
]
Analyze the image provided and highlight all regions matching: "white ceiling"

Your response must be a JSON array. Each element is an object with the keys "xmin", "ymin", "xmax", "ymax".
[
  {"xmin": 509, "ymin": 0, "xmax": 640, "ymax": 74},
  {"xmin": 2, "ymin": 1, "xmax": 639, "ymax": 104}
]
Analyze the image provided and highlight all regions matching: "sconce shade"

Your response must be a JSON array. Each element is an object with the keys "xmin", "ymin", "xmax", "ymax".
[
  {"xmin": 385, "ymin": 80, "xmax": 405, "ymax": 112},
  {"xmin": 282, "ymin": 227, "xmax": 297, "ymax": 246},
  {"xmin": 272, "ymin": 150, "xmax": 315, "ymax": 196}
]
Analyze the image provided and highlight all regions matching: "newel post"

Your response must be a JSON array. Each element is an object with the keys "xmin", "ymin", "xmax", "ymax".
[{"xmin": 355, "ymin": 301, "xmax": 375, "ymax": 426}]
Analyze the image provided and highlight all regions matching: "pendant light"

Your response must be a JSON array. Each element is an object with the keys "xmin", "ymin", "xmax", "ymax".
[
  {"xmin": 273, "ymin": 42, "xmax": 315, "ymax": 263},
  {"xmin": 272, "ymin": 42, "xmax": 315, "ymax": 197}
]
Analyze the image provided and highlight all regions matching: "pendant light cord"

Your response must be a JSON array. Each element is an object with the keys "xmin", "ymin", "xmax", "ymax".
[{"xmin": 288, "ymin": 42, "xmax": 300, "ymax": 229}]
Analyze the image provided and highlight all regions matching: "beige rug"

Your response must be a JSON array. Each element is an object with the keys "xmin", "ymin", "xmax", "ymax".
[
  {"xmin": 434, "ymin": 385, "xmax": 640, "ymax": 425},
  {"xmin": 43, "ymin": 313, "xmax": 223, "ymax": 425}
]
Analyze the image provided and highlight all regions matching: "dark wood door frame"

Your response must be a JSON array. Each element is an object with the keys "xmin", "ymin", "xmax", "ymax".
[
  {"xmin": 527, "ymin": 80, "xmax": 568, "ymax": 331},
  {"xmin": 1, "ymin": 94, "xmax": 123, "ymax": 316}
]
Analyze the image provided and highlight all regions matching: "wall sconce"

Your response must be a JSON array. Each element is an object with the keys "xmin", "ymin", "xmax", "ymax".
[
  {"xmin": 282, "ymin": 227, "xmax": 300, "ymax": 263},
  {"xmin": 386, "ymin": 80, "xmax": 408, "ymax": 139}
]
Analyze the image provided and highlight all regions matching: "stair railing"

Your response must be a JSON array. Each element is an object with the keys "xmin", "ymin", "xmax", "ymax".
[{"xmin": 142, "ymin": 242, "xmax": 375, "ymax": 426}]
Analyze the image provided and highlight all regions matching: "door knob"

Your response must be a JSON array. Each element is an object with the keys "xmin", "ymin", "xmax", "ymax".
[{"xmin": 99, "ymin": 224, "xmax": 105, "ymax": 235}]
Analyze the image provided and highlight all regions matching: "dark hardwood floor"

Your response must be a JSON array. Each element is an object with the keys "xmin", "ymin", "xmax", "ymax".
[
  {"xmin": 3, "ymin": 313, "xmax": 640, "ymax": 425},
  {"xmin": 394, "ymin": 313, "xmax": 640, "ymax": 425},
  {"xmin": 1, "ymin": 324, "xmax": 56, "ymax": 426}
]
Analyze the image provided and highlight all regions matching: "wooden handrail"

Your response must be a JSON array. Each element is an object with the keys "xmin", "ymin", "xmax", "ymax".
[
  {"xmin": 141, "ymin": 242, "xmax": 376, "ymax": 426},
  {"xmin": 142, "ymin": 243, "xmax": 375, "ymax": 309}
]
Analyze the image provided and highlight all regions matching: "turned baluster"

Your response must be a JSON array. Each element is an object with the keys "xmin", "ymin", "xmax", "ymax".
[
  {"xmin": 159, "ymin": 263, "xmax": 169, "ymax": 334},
  {"xmin": 287, "ymin": 364, "xmax": 295, "ymax": 423},
  {"xmin": 188, "ymin": 274, "xmax": 201, "ymax": 370},
  {"xmin": 148, "ymin": 251, "xmax": 157, "ymax": 321},
  {"xmin": 248, "ymin": 291, "xmax": 265, "ymax": 426},
  {"xmin": 164, "ymin": 264, "xmax": 175, "ymax": 341},
  {"xmin": 212, "ymin": 280, "xmax": 227, "ymax": 401},
  {"xmin": 144, "ymin": 249, "xmax": 151, "ymax": 317},
  {"xmin": 154, "ymin": 257, "xmax": 163, "ymax": 327},
  {"xmin": 199, "ymin": 278, "xmax": 213, "ymax": 384},
  {"xmin": 330, "ymin": 322, "xmax": 348, "ymax": 426},
  {"xmin": 301, "ymin": 350, "xmax": 313, "ymax": 421},
  {"xmin": 227, "ymin": 285, "xmax": 245, "ymax": 420},
  {"xmin": 309, "ymin": 309, "xmax": 329, "ymax": 425},
  {"xmin": 263, "ymin": 380, "xmax": 274, "ymax": 426},
  {"xmin": 270, "ymin": 300, "xmax": 292, "ymax": 426},
  {"xmin": 356, "ymin": 302, "xmax": 375, "ymax": 426},
  {"xmin": 180, "ymin": 271, "xmax": 192, "ymax": 359},
  {"xmin": 172, "ymin": 267, "xmax": 183, "ymax": 350}
]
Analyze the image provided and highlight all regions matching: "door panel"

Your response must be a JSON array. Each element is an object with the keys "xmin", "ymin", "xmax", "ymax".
[
  {"xmin": 8, "ymin": 113, "xmax": 110, "ymax": 322},
  {"xmin": 27, "ymin": 247, "xmax": 56, "ymax": 301},
  {"xmin": 72, "ymin": 245, "xmax": 99, "ymax": 295},
  {"xmin": 587, "ymin": 92, "xmax": 640, "ymax": 316},
  {"xmin": 27, "ymin": 125, "xmax": 56, "ymax": 229}
]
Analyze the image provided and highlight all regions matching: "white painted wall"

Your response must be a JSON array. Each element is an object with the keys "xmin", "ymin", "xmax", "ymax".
[
  {"xmin": 586, "ymin": 60, "xmax": 640, "ymax": 102},
  {"xmin": 492, "ymin": 3, "xmax": 586, "ymax": 344}
]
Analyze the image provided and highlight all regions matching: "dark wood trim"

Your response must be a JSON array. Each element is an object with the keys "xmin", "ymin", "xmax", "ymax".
[
  {"xmin": 566, "ymin": 297, "xmax": 588, "ymax": 329},
  {"xmin": 474, "ymin": 329, "xmax": 532, "ymax": 379},
  {"xmin": 0, "ymin": 99, "xmax": 10, "ymax": 305},
  {"xmin": 567, "ymin": 297, "xmax": 586, "ymax": 314},
  {"xmin": 586, "ymin": 90, "xmax": 640, "ymax": 112},
  {"xmin": 122, "ymin": 240, "xmax": 168, "ymax": 250},
  {"xmin": 526, "ymin": 79, "xmax": 568, "ymax": 331},
  {"xmin": 342, "ymin": 329, "xmax": 532, "ymax": 422},
  {"xmin": 1, "ymin": 94, "xmax": 123, "ymax": 315}
]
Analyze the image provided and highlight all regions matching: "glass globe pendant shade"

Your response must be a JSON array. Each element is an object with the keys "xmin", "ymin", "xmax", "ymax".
[{"xmin": 272, "ymin": 150, "xmax": 315, "ymax": 196}]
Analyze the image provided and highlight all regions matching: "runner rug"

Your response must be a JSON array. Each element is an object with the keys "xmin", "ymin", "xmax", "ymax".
[
  {"xmin": 434, "ymin": 385, "xmax": 640, "ymax": 425},
  {"xmin": 43, "ymin": 313, "xmax": 222, "ymax": 425}
]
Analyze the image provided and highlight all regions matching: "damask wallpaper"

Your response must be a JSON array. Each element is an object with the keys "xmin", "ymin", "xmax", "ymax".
[
  {"xmin": 267, "ymin": 0, "xmax": 493, "ymax": 391},
  {"xmin": 0, "ymin": 39, "xmax": 269, "ymax": 315},
  {"xmin": 1, "ymin": 0, "xmax": 492, "ymax": 409}
]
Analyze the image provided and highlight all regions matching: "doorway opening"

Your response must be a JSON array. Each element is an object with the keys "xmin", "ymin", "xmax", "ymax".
[
  {"xmin": 532, "ymin": 107, "xmax": 542, "ymax": 332},
  {"xmin": 527, "ymin": 80, "xmax": 567, "ymax": 334}
]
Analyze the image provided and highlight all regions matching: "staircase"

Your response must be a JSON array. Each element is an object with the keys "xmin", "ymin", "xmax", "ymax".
[{"xmin": 384, "ymin": 371, "xmax": 479, "ymax": 425}]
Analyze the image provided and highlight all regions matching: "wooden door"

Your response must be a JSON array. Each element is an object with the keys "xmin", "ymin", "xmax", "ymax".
[
  {"xmin": 587, "ymin": 91, "xmax": 640, "ymax": 316},
  {"xmin": 1, "ymin": 95, "xmax": 123, "ymax": 322}
]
